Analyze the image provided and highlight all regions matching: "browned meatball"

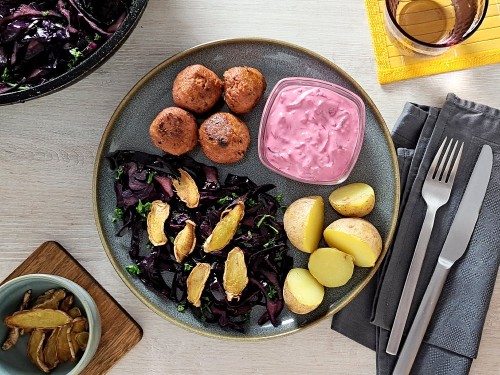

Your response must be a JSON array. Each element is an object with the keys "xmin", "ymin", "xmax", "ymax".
[
  {"xmin": 199, "ymin": 113, "xmax": 250, "ymax": 164},
  {"xmin": 223, "ymin": 66, "xmax": 267, "ymax": 114},
  {"xmin": 149, "ymin": 107, "xmax": 198, "ymax": 155},
  {"xmin": 172, "ymin": 65, "xmax": 223, "ymax": 114}
]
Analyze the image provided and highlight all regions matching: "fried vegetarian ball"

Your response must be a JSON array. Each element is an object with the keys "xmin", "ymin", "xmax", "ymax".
[
  {"xmin": 223, "ymin": 66, "xmax": 267, "ymax": 114},
  {"xmin": 149, "ymin": 107, "xmax": 198, "ymax": 155},
  {"xmin": 199, "ymin": 112, "xmax": 250, "ymax": 164},
  {"xmin": 172, "ymin": 64, "xmax": 223, "ymax": 114}
]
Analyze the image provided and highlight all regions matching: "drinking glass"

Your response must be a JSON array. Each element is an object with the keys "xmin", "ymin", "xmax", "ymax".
[{"xmin": 384, "ymin": 0, "xmax": 489, "ymax": 56}]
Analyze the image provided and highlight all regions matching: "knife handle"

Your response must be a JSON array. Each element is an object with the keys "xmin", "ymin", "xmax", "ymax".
[
  {"xmin": 392, "ymin": 260, "xmax": 451, "ymax": 375},
  {"xmin": 387, "ymin": 208, "xmax": 436, "ymax": 355}
]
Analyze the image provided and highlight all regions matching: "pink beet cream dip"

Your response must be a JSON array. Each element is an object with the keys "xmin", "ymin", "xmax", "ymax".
[{"xmin": 258, "ymin": 77, "xmax": 365, "ymax": 185}]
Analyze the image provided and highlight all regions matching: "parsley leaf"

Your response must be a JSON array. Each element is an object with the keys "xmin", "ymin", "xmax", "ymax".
[
  {"xmin": 125, "ymin": 265, "xmax": 141, "ymax": 275},
  {"xmin": 177, "ymin": 304, "xmax": 186, "ymax": 313},
  {"xmin": 136, "ymin": 200, "xmax": 152, "ymax": 219},
  {"xmin": 112, "ymin": 207, "xmax": 124, "ymax": 222},
  {"xmin": 265, "ymin": 223, "xmax": 279, "ymax": 234},
  {"xmin": 183, "ymin": 263, "xmax": 193, "ymax": 271},
  {"xmin": 216, "ymin": 195, "xmax": 231, "ymax": 205},
  {"xmin": 246, "ymin": 197, "xmax": 257, "ymax": 207},
  {"xmin": 67, "ymin": 47, "xmax": 84, "ymax": 68},
  {"xmin": 267, "ymin": 286, "xmax": 277, "ymax": 300},
  {"xmin": 115, "ymin": 166, "xmax": 124, "ymax": 180},
  {"xmin": 257, "ymin": 214, "xmax": 275, "ymax": 228},
  {"xmin": 147, "ymin": 171, "xmax": 156, "ymax": 184}
]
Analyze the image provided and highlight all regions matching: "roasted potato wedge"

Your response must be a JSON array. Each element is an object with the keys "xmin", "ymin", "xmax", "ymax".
[
  {"xmin": 68, "ymin": 307, "xmax": 82, "ymax": 319},
  {"xmin": 71, "ymin": 317, "xmax": 88, "ymax": 334},
  {"xmin": 223, "ymin": 247, "xmax": 248, "ymax": 301},
  {"xmin": 44, "ymin": 328, "xmax": 60, "ymax": 370},
  {"xmin": 173, "ymin": 168, "xmax": 200, "ymax": 208},
  {"xmin": 75, "ymin": 332, "xmax": 89, "ymax": 351},
  {"xmin": 2, "ymin": 289, "xmax": 31, "ymax": 351},
  {"xmin": 187, "ymin": 263, "xmax": 211, "ymax": 307},
  {"xmin": 4, "ymin": 309, "xmax": 72, "ymax": 330},
  {"xmin": 33, "ymin": 289, "xmax": 56, "ymax": 306},
  {"xmin": 56, "ymin": 324, "xmax": 73, "ymax": 363},
  {"xmin": 28, "ymin": 330, "xmax": 50, "ymax": 373},
  {"xmin": 59, "ymin": 294, "xmax": 74, "ymax": 313},
  {"xmin": 203, "ymin": 202, "xmax": 245, "ymax": 253},
  {"xmin": 33, "ymin": 289, "xmax": 66, "ymax": 310}
]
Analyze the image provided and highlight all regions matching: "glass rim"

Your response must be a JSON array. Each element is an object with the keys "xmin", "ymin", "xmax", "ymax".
[{"xmin": 384, "ymin": 0, "xmax": 489, "ymax": 49}]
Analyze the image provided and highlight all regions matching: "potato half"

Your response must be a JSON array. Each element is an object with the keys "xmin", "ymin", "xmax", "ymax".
[
  {"xmin": 283, "ymin": 268, "xmax": 325, "ymax": 314},
  {"xmin": 323, "ymin": 218, "xmax": 382, "ymax": 267},
  {"xmin": 329, "ymin": 183, "xmax": 375, "ymax": 217},
  {"xmin": 283, "ymin": 196, "xmax": 324, "ymax": 253},
  {"xmin": 308, "ymin": 247, "xmax": 354, "ymax": 287}
]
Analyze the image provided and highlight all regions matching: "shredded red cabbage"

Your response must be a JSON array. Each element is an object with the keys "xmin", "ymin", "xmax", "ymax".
[
  {"xmin": 0, "ymin": 0, "xmax": 130, "ymax": 93},
  {"xmin": 108, "ymin": 150, "xmax": 293, "ymax": 332}
]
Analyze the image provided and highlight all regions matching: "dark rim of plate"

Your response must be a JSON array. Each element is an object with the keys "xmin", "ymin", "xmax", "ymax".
[
  {"xmin": 93, "ymin": 37, "xmax": 401, "ymax": 341},
  {"xmin": 0, "ymin": 0, "xmax": 149, "ymax": 105}
]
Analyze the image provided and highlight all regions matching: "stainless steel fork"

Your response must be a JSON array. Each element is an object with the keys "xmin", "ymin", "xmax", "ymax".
[{"xmin": 386, "ymin": 137, "xmax": 464, "ymax": 355}]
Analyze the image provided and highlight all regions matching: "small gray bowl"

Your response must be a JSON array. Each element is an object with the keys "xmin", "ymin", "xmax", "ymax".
[{"xmin": 0, "ymin": 274, "xmax": 101, "ymax": 375}]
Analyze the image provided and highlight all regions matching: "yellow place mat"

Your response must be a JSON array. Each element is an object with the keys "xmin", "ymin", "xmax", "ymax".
[{"xmin": 366, "ymin": 0, "xmax": 500, "ymax": 84}]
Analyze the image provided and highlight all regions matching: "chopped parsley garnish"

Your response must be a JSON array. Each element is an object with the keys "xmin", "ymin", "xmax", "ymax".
[
  {"xmin": 68, "ymin": 47, "xmax": 84, "ymax": 68},
  {"xmin": 246, "ymin": 198, "xmax": 257, "ymax": 207},
  {"xmin": 115, "ymin": 166, "xmax": 124, "ymax": 180},
  {"xmin": 125, "ymin": 265, "xmax": 141, "ymax": 275},
  {"xmin": 177, "ymin": 304, "xmax": 186, "ymax": 313},
  {"xmin": 257, "ymin": 214, "xmax": 275, "ymax": 228},
  {"xmin": 93, "ymin": 33, "xmax": 101, "ymax": 41},
  {"xmin": 42, "ymin": 10, "xmax": 50, "ymax": 16},
  {"xmin": 168, "ymin": 236, "xmax": 175, "ymax": 244},
  {"xmin": 147, "ymin": 171, "xmax": 156, "ymax": 184},
  {"xmin": 183, "ymin": 263, "xmax": 193, "ymax": 271},
  {"xmin": 136, "ymin": 200, "xmax": 152, "ymax": 219},
  {"xmin": 263, "ymin": 238, "xmax": 276, "ymax": 248},
  {"xmin": 275, "ymin": 192, "xmax": 287, "ymax": 212},
  {"xmin": 111, "ymin": 207, "xmax": 124, "ymax": 222},
  {"xmin": 267, "ymin": 286, "xmax": 277, "ymax": 300},
  {"xmin": 217, "ymin": 196, "xmax": 232, "ymax": 205},
  {"xmin": 265, "ymin": 223, "xmax": 279, "ymax": 234}
]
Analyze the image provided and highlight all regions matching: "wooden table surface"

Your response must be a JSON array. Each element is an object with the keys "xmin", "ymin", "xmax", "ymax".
[{"xmin": 1, "ymin": 1, "xmax": 499, "ymax": 374}]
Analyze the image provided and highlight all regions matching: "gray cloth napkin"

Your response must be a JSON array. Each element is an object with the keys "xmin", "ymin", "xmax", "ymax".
[{"xmin": 332, "ymin": 93, "xmax": 500, "ymax": 374}]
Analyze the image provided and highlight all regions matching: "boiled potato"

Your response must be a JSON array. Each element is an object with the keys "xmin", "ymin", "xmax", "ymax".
[
  {"xmin": 283, "ymin": 268, "xmax": 325, "ymax": 314},
  {"xmin": 308, "ymin": 248, "xmax": 354, "ymax": 287},
  {"xmin": 329, "ymin": 183, "xmax": 375, "ymax": 217},
  {"xmin": 283, "ymin": 196, "xmax": 324, "ymax": 253},
  {"xmin": 323, "ymin": 218, "xmax": 382, "ymax": 267}
]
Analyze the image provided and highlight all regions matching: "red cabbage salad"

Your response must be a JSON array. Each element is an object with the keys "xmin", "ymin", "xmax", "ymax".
[
  {"xmin": 0, "ymin": 0, "xmax": 130, "ymax": 94},
  {"xmin": 108, "ymin": 150, "xmax": 293, "ymax": 332}
]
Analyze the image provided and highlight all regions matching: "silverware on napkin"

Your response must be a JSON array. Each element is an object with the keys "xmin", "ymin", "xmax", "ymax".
[
  {"xmin": 387, "ymin": 137, "xmax": 463, "ymax": 355},
  {"xmin": 392, "ymin": 144, "xmax": 493, "ymax": 375}
]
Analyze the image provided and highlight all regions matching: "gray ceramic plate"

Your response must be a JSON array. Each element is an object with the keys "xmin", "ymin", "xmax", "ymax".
[{"xmin": 93, "ymin": 38, "xmax": 399, "ymax": 340}]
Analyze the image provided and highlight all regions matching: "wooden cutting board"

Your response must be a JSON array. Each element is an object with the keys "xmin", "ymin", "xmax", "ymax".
[{"xmin": 1, "ymin": 241, "xmax": 143, "ymax": 375}]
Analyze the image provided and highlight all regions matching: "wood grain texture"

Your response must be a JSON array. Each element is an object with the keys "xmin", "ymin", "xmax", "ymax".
[
  {"xmin": 1, "ymin": 242, "xmax": 143, "ymax": 375},
  {"xmin": 0, "ymin": 1, "xmax": 499, "ymax": 374}
]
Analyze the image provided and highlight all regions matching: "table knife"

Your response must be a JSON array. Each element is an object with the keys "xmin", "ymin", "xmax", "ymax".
[{"xmin": 392, "ymin": 144, "xmax": 493, "ymax": 375}]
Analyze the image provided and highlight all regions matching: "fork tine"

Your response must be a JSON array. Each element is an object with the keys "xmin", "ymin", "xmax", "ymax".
[
  {"xmin": 446, "ymin": 142, "xmax": 464, "ymax": 185},
  {"xmin": 428, "ymin": 137, "xmax": 447, "ymax": 178},
  {"xmin": 435, "ymin": 138, "xmax": 453, "ymax": 180},
  {"xmin": 442, "ymin": 139, "xmax": 459, "ymax": 182}
]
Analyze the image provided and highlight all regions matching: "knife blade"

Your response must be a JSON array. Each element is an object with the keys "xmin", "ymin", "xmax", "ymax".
[{"xmin": 392, "ymin": 144, "xmax": 493, "ymax": 375}]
